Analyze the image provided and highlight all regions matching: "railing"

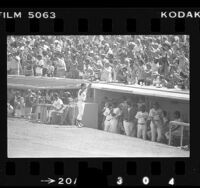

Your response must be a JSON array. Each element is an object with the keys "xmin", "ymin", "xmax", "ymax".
[
  {"xmin": 34, "ymin": 103, "xmax": 78, "ymax": 125},
  {"xmin": 168, "ymin": 121, "xmax": 190, "ymax": 147}
]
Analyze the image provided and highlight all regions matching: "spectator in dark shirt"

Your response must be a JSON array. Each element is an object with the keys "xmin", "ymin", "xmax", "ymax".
[{"xmin": 116, "ymin": 67, "xmax": 127, "ymax": 83}]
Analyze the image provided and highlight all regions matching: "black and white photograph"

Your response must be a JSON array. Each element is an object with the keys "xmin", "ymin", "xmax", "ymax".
[{"xmin": 7, "ymin": 35, "xmax": 190, "ymax": 158}]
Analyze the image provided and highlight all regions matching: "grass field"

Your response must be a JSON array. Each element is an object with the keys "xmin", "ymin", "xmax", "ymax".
[{"xmin": 7, "ymin": 118, "xmax": 189, "ymax": 158}]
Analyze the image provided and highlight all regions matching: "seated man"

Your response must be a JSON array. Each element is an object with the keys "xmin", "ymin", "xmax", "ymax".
[{"xmin": 48, "ymin": 93, "xmax": 65, "ymax": 124}]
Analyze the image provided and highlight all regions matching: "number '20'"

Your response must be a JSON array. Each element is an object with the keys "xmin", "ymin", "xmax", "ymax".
[{"xmin": 58, "ymin": 177, "xmax": 77, "ymax": 185}]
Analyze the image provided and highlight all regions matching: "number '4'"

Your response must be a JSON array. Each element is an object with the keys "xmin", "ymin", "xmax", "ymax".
[{"xmin": 169, "ymin": 178, "xmax": 174, "ymax": 185}]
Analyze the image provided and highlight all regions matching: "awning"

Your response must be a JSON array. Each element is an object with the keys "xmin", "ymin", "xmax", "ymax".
[
  {"xmin": 92, "ymin": 83, "xmax": 190, "ymax": 101},
  {"xmin": 7, "ymin": 75, "xmax": 89, "ymax": 90},
  {"xmin": 7, "ymin": 75, "xmax": 190, "ymax": 101}
]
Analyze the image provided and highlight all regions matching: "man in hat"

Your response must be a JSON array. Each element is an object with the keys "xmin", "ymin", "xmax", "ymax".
[
  {"xmin": 76, "ymin": 83, "xmax": 87, "ymax": 127},
  {"xmin": 76, "ymin": 83, "xmax": 91, "ymax": 127}
]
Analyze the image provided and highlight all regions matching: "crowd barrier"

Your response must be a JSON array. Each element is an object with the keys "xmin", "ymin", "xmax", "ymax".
[
  {"xmin": 33, "ymin": 102, "xmax": 98, "ymax": 129},
  {"xmin": 168, "ymin": 121, "xmax": 190, "ymax": 147}
]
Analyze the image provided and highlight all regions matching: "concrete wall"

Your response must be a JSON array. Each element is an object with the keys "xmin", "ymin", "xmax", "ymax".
[
  {"xmin": 93, "ymin": 89, "xmax": 190, "ymax": 123},
  {"xmin": 82, "ymin": 103, "xmax": 99, "ymax": 129}
]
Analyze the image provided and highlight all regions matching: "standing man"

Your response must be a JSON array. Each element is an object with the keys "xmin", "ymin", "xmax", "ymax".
[
  {"xmin": 55, "ymin": 53, "xmax": 66, "ymax": 77},
  {"xmin": 8, "ymin": 54, "xmax": 22, "ymax": 75},
  {"xmin": 109, "ymin": 102, "xmax": 122, "ymax": 134},
  {"xmin": 60, "ymin": 92, "xmax": 73, "ymax": 125},
  {"xmin": 122, "ymin": 101, "xmax": 138, "ymax": 137},
  {"xmin": 24, "ymin": 89, "xmax": 34, "ymax": 119},
  {"xmin": 25, "ymin": 54, "xmax": 34, "ymax": 76},
  {"xmin": 35, "ymin": 55, "xmax": 44, "ymax": 76},
  {"xmin": 76, "ymin": 83, "xmax": 91, "ymax": 128},
  {"xmin": 14, "ymin": 91, "xmax": 22, "ymax": 117},
  {"xmin": 101, "ymin": 59, "xmax": 113, "ymax": 82},
  {"xmin": 135, "ymin": 104, "xmax": 149, "ymax": 140},
  {"xmin": 148, "ymin": 102, "xmax": 164, "ymax": 142}
]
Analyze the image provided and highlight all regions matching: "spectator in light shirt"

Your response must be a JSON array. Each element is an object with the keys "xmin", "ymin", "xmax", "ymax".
[
  {"xmin": 35, "ymin": 55, "xmax": 44, "ymax": 76},
  {"xmin": 48, "ymin": 93, "xmax": 65, "ymax": 123},
  {"xmin": 101, "ymin": 59, "xmax": 113, "ymax": 82},
  {"xmin": 55, "ymin": 53, "xmax": 66, "ymax": 77}
]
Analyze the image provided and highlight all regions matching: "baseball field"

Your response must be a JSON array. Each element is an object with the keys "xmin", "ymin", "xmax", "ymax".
[{"xmin": 7, "ymin": 118, "xmax": 189, "ymax": 158}]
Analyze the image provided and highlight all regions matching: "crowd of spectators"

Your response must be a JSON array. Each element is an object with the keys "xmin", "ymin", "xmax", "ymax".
[
  {"xmin": 7, "ymin": 88, "xmax": 75, "ymax": 120},
  {"xmin": 7, "ymin": 35, "xmax": 190, "ymax": 89}
]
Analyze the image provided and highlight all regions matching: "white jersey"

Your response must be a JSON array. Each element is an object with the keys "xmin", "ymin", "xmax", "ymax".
[
  {"xmin": 135, "ymin": 111, "xmax": 148, "ymax": 124},
  {"xmin": 77, "ymin": 89, "xmax": 87, "ymax": 121},
  {"xmin": 78, "ymin": 89, "xmax": 87, "ymax": 102}
]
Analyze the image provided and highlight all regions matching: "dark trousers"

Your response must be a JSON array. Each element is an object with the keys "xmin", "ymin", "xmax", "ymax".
[{"xmin": 138, "ymin": 79, "xmax": 145, "ymax": 85}]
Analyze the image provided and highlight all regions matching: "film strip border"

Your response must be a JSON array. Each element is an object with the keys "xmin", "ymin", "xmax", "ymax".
[
  {"xmin": 0, "ymin": 8, "xmax": 199, "ymax": 34},
  {"xmin": 0, "ymin": 7, "xmax": 199, "ymax": 187},
  {"xmin": 1, "ymin": 159, "xmax": 200, "ymax": 186},
  {"xmin": 2, "ymin": 17, "xmax": 199, "ymax": 33}
]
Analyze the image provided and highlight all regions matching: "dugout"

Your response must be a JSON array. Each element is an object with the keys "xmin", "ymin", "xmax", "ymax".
[{"xmin": 91, "ymin": 83, "xmax": 190, "ymax": 127}]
